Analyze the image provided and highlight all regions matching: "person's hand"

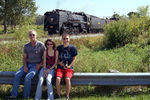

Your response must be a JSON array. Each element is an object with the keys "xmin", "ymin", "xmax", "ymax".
[
  {"xmin": 63, "ymin": 65, "xmax": 70, "ymax": 69},
  {"xmin": 35, "ymin": 64, "xmax": 41, "ymax": 70},
  {"xmin": 24, "ymin": 66, "xmax": 28, "ymax": 73},
  {"xmin": 44, "ymin": 69, "xmax": 47, "ymax": 77},
  {"xmin": 59, "ymin": 61, "xmax": 64, "ymax": 67},
  {"xmin": 46, "ymin": 69, "xmax": 50, "ymax": 74}
]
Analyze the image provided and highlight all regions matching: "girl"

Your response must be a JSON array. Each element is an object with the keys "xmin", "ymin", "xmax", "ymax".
[{"xmin": 35, "ymin": 39, "xmax": 58, "ymax": 100}]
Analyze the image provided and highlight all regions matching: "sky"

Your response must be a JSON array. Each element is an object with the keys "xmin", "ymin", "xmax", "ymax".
[{"xmin": 35, "ymin": 0, "xmax": 150, "ymax": 18}]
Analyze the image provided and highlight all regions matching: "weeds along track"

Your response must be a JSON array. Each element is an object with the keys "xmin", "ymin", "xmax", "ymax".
[{"xmin": 0, "ymin": 33, "xmax": 104, "ymax": 44}]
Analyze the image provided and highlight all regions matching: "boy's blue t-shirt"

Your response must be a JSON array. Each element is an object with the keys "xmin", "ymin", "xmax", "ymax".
[{"xmin": 57, "ymin": 44, "xmax": 77, "ymax": 69}]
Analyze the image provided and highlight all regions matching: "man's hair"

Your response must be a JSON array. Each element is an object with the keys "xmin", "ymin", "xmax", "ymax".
[{"xmin": 28, "ymin": 30, "xmax": 37, "ymax": 36}]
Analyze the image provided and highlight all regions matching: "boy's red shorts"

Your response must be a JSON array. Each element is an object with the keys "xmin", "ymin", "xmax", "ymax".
[{"xmin": 56, "ymin": 68, "xmax": 73, "ymax": 79}]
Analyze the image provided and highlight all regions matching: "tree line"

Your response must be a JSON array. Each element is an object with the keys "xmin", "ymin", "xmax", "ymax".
[
  {"xmin": 0, "ymin": 0, "xmax": 149, "ymax": 34},
  {"xmin": 0, "ymin": 0, "xmax": 38, "ymax": 33}
]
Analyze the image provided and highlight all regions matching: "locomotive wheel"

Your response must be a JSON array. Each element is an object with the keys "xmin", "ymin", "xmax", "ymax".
[
  {"xmin": 64, "ymin": 29, "xmax": 71, "ymax": 34},
  {"xmin": 74, "ymin": 28, "xmax": 79, "ymax": 34},
  {"xmin": 48, "ymin": 30, "xmax": 55, "ymax": 35},
  {"xmin": 82, "ymin": 29, "xmax": 87, "ymax": 34},
  {"xmin": 48, "ymin": 30, "xmax": 52, "ymax": 35}
]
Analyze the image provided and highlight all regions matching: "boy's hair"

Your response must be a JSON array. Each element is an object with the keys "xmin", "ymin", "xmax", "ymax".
[{"xmin": 62, "ymin": 33, "xmax": 70, "ymax": 38}]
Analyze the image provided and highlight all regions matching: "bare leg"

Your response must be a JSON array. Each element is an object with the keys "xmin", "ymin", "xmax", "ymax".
[
  {"xmin": 65, "ymin": 77, "xmax": 71, "ymax": 98},
  {"xmin": 56, "ymin": 77, "xmax": 61, "ymax": 97}
]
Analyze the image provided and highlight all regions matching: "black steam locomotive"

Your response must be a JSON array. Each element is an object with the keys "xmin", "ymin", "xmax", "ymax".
[{"xmin": 44, "ymin": 9, "xmax": 109, "ymax": 35}]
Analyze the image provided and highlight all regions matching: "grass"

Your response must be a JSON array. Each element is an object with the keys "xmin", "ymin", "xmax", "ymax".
[
  {"xmin": 0, "ymin": 29, "xmax": 150, "ymax": 99},
  {"xmin": 75, "ymin": 44, "xmax": 150, "ymax": 72},
  {"xmin": 0, "ymin": 35, "xmax": 150, "ymax": 72},
  {"xmin": 1, "ymin": 85, "xmax": 150, "ymax": 100},
  {"xmin": 0, "ymin": 25, "xmax": 48, "ymax": 40},
  {"xmin": 1, "ymin": 36, "xmax": 149, "ymax": 72}
]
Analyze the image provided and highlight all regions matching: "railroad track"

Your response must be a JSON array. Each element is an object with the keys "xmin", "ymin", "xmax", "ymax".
[{"xmin": 0, "ymin": 33, "xmax": 104, "ymax": 44}]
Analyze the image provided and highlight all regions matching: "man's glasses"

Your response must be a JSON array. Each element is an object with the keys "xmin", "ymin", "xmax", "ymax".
[{"xmin": 29, "ymin": 34, "xmax": 35, "ymax": 36}]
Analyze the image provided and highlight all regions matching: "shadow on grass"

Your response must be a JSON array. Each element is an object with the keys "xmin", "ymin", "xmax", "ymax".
[
  {"xmin": 70, "ymin": 86, "xmax": 150, "ymax": 98},
  {"xmin": 1, "ymin": 85, "xmax": 150, "ymax": 99}
]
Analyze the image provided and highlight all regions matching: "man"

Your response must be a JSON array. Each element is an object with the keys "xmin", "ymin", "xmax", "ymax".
[
  {"xmin": 8, "ymin": 30, "xmax": 45, "ymax": 99},
  {"xmin": 56, "ymin": 33, "xmax": 77, "ymax": 100}
]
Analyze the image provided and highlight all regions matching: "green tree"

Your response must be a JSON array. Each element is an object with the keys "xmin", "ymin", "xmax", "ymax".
[
  {"xmin": 0, "ymin": 0, "xmax": 9, "ymax": 33},
  {"xmin": 110, "ymin": 12, "xmax": 120, "ymax": 20},
  {"xmin": 127, "ymin": 11, "xmax": 140, "ymax": 19},
  {"xmin": 35, "ymin": 15, "xmax": 44, "ymax": 25},
  {"xmin": 0, "ymin": 0, "xmax": 37, "ymax": 33},
  {"xmin": 137, "ymin": 5, "xmax": 150, "ymax": 17}
]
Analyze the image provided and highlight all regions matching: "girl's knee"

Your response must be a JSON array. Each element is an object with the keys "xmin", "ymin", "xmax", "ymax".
[
  {"xmin": 46, "ymin": 77, "xmax": 52, "ymax": 83},
  {"xmin": 39, "ymin": 77, "xmax": 44, "ymax": 83}
]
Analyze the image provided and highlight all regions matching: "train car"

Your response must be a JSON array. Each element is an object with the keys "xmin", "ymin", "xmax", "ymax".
[
  {"xmin": 44, "ymin": 9, "xmax": 107, "ymax": 35},
  {"xmin": 89, "ymin": 16, "xmax": 106, "ymax": 33}
]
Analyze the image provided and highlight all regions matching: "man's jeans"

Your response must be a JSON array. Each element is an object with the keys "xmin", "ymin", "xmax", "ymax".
[
  {"xmin": 11, "ymin": 64, "xmax": 38, "ymax": 98},
  {"xmin": 35, "ymin": 68, "xmax": 55, "ymax": 100}
]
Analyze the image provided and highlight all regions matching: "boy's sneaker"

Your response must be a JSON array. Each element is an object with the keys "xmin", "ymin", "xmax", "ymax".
[
  {"xmin": 56, "ymin": 95, "xmax": 61, "ymax": 100},
  {"xmin": 66, "ymin": 96, "xmax": 69, "ymax": 100}
]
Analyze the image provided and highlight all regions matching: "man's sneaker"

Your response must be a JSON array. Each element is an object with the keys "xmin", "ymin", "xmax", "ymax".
[
  {"xmin": 6, "ymin": 95, "xmax": 17, "ymax": 99},
  {"xmin": 24, "ymin": 97, "xmax": 30, "ymax": 100},
  {"xmin": 66, "ymin": 96, "xmax": 69, "ymax": 100}
]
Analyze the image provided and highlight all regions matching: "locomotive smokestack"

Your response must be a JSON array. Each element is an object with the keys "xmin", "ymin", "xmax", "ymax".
[
  {"xmin": 56, "ymin": 0, "xmax": 67, "ymax": 9},
  {"xmin": 78, "ymin": 2, "xmax": 94, "ymax": 14},
  {"xmin": 56, "ymin": 0, "xmax": 60, "ymax": 9}
]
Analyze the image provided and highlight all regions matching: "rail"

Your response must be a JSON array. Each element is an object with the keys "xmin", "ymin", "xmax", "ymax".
[{"xmin": 0, "ymin": 72, "xmax": 150, "ymax": 86}]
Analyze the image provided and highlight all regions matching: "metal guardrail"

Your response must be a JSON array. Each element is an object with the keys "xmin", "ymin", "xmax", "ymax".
[{"xmin": 0, "ymin": 71, "xmax": 150, "ymax": 86}]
